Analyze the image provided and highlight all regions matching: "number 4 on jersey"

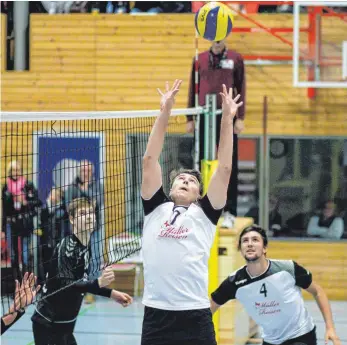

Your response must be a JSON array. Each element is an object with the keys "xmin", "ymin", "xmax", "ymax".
[{"xmin": 260, "ymin": 283, "xmax": 268, "ymax": 297}]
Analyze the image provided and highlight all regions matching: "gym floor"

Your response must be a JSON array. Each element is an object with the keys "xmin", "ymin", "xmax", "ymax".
[{"xmin": 1, "ymin": 297, "xmax": 346, "ymax": 345}]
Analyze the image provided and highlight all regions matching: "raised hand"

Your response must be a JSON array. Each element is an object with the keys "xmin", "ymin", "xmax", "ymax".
[
  {"xmin": 219, "ymin": 84, "xmax": 243, "ymax": 118},
  {"xmin": 9, "ymin": 272, "xmax": 41, "ymax": 314},
  {"xmin": 157, "ymin": 79, "xmax": 182, "ymax": 112}
]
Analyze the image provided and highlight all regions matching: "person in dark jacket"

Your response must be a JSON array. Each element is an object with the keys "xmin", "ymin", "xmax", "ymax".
[
  {"xmin": 187, "ymin": 40, "xmax": 246, "ymax": 229},
  {"xmin": 2, "ymin": 160, "xmax": 41, "ymax": 277},
  {"xmin": 31, "ymin": 197, "xmax": 132, "ymax": 345}
]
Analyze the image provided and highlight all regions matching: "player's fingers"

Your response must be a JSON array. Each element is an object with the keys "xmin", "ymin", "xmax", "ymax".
[
  {"xmin": 21, "ymin": 272, "xmax": 29, "ymax": 288},
  {"xmin": 105, "ymin": 274, "xmax": 115, "ymax": 282},
  {"xmin": 219, "ymin": 93, "xmax": 225, "ymax": 101},
  {"xmin": 233, "ymin": 94, "xmax": 241, "ymax": 102},
  {"xmin": 171, "ymin": 79, "xmax": 177, "ymax": 90},
  {"xmin": 229, "ymin": 87, "xmax": 233, "ymax": 96},
  {"xmin": 122, "ymin": 296, "xmax": 132, "ymax": 306},
  {"xmin": 236, "ymin": 101, "xmax": 243, "ymax": 108},
  {"xmin": 107, "ymin": 273, "xmax": 115, "ymax": 281},
  {"xmin": 32, "ymin": 285, "xmax": 41, "ymax": 300},
  {"xmin": 222, "ymin": 84, "xmax": 227, "ymax": 95},
  {"xmin": 166, "ymin": 81, "xmax": 170, "ymax": 92},
  {"xmin": 123, "ymin": 293, "xmax": 132, "ymax": 301},
  {"xmin": 324, "ymin": 334, "xmax": 329, "ymax": 344},
  {"xmin": 175, "ymin": 79, "xmax": 182, "ymax": 90},
  {"xmin": 157, "ymin": 88, "xmax": 164, "ymax": 96},
  {"xmin": 173, "ymin": 80, "xmax": 182, "ymax": 93},
  {"xmin": 28, "ymin": 273, "xmax": 35, "ymax": 288}
]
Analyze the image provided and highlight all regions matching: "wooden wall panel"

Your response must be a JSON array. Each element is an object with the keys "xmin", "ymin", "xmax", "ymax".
[{"xmin": 1, "ymin": 13, "xmax": 347, "ymax": 238}]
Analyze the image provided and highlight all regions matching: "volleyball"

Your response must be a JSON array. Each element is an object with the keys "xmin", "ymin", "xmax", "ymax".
[{"xmin": 195, "ymin": 2, "xmax": 234, "ymax": 41}]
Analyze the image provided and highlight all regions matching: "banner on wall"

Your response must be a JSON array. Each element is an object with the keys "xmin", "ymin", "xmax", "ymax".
[{"xmin": 33, "ymin": 133, "xmax": 105, "ymax": 203}]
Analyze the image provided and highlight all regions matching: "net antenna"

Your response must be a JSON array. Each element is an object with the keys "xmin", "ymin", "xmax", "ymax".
[{"xmin": 293, "ymin": 1, "xmax": 347, "ymax": 88}]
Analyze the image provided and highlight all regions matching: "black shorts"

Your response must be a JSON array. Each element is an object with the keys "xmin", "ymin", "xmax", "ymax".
[
  {"xmin": 141, "ymin": 306, "xmax": 217, "ymax": 345},
  {"xmin": 263, "ymin": 326, "xmax": 317, "ymax": 345},
  {"xmin": 32, "ymin": 321, "xmax": 77, "ymax": 345}
]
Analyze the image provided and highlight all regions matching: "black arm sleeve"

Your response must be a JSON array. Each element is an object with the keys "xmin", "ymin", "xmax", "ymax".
[
  {"xmin": 294, "ymin": 261, "xmax": 312, "ymax": 289},
  {"xmin": 199, "ymin": 194, "xmax": 223, "ymax": 225},
  {"xmin": 211, "ymin": 275, "xmax": 238, "ymax": 305},
  {"xmin": 1, "ymin": 309, "xmax": 25, "ymax": 335},
  {"xmin": 72, "ymin": 279, "xmax": 112, "ymax": 298},
  {"xmin": 142, "ymin": 186, "xmax": 168, "ymax": 216}
]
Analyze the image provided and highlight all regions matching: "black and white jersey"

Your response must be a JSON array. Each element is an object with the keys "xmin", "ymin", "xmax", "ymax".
[
  {"xmin": 142, "ymin": 186, "xmax": 223, "ymax": 311},
  {"xmin": 32, "ymin": 235, "xmax": 111, "ymax": 330},
  {"xmin": 211, "ymin": 260, "xmax": 315, "ymax": 344}
]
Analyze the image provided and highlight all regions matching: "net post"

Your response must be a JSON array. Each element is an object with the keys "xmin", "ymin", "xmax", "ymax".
[{"xmin": 194, "ymin": 31, "xmax": 200, "ymax": 171}]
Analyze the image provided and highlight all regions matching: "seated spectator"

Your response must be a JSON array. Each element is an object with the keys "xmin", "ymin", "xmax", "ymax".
[
  {"xmin": 245, "ymin": 194, "xmax": 282, "ymax": 236},
  {"xmin": 307, "ymin": 200, "xmax": 344, "ymax": 240}
]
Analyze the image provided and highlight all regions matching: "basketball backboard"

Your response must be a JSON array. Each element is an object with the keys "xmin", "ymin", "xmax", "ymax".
[{"xmin": 293, "ymin": 1, "xmax": 347, "ymax": 88}]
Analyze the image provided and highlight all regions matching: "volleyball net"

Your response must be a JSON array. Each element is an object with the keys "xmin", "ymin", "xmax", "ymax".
[{"xmin": 0, "ymin": 108, "xmax": 199, "ymax": 313}]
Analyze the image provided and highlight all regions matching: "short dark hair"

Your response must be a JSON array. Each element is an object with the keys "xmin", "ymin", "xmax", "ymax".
[
  {"xmin": 238, "ymin": 225, "xmax": 268, "ymax": 250},
  {"xmin": 68, "ymin": 197, "xmax": 95, "ymax": 219},
  {"xmin": 169, "ymin": 168, "xmax": 203, "ymax": 194}
]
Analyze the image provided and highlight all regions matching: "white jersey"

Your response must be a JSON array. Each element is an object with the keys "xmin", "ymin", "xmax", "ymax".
[
  {"xmin": 212, "ymin": 259, "xmax": 315, "ymax": 344},
  {"xmin": 141, "ymin": 186, "xmax": 222, "ymax": 311}
]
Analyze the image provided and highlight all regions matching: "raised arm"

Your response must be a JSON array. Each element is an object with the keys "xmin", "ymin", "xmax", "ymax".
[
  {"xmin": 207, "ymin": 85, "xmax": 243, "ymax": 209},
  {"xmin": 141, "ymin": 79, "xmax": 182, "ymax": 199}
]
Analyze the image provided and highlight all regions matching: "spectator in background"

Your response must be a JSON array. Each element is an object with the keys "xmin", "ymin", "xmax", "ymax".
[
  {"xmin": 187, "ymin": 39, "xmax": 246, "ymax": 228},
  {"xmin": 70, "ymin": 1, "xmax": 88, "ymax": 13},
  {"xmin": 39, "ymin": 187, "xmax": 69, "ymax": 279},
  {"xmin": 2, "ymin": 161, "xmax": 41, "ymax": 278},
  {"xmin": 245, "ymin": 194, "xmax": 282, "ymax": 236},
  {"xmin": 41, "ymin": 1, "xmax": 74, "ymax": 14},
  {"xmin": 64, "ymin": 160, "xmax": 104, "ymax": 303},
  {"xmin": 307, "ymin": 200, "xmax": 344, "ymax": 240}
]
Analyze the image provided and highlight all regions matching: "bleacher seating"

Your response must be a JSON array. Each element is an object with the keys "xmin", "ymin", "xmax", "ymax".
[{"xmin": 1, "ymin": 13, "xmax": 346, "ymax": 136}]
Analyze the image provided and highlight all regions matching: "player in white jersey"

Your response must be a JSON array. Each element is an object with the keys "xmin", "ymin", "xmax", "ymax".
[
  {"xmin": 140, "ymin": 80, "xmax": 243, "ymax": 345},
  {"xmin": 211, "ymin": 225, "xmax": 341, "ymax": 345}
]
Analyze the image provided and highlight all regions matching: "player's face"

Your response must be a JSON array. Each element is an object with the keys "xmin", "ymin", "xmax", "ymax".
[
  {"xmin": 170, "ymin": 173, "xmax": 200, "ymax": 205},
  {"xmin": 323, "ymin": 201, "xmax": 335, "ymax": 218},
  {"xmin": 73, "ymin": 206, "xmax": 96, "ymax": 235},
  {"xmin": 240, "ymin": 231, "xmax": 266, "ymax": 262}
]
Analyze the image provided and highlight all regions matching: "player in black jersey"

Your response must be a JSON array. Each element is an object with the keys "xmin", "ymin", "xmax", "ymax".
[
  {"xmin": 31, "ymin": 197, "xmax": 133, "ymax": 345},
  {"xmin": 211, "ymin": 225, "xmax": 341, "ymax": 345}
]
